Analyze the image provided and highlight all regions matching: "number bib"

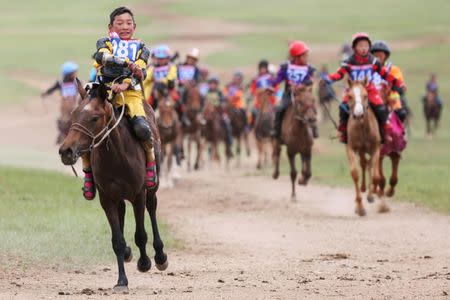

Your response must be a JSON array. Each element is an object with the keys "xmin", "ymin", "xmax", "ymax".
[
  {"xmin": 153, "ymin": 66, "xmax": 170, "ymax": 82},
  {"xmin": 350, "ymin": 65, "xmax": 374, "ymax": 83},
  {"xmin": 178, "ymin": 65, "xmax": 196, "ymax": 82},
  {"xmin": 109, "ymin": 32, "xmax": 141, "ymax": 62},
  {"xmin": 286, "ymin": 64, "xmax": 309, "ymax": 85},
  {"xmin": 61, "ymin": 81, "xmax": 78, "ymax": 98},
  {"xmin": 256, "ymin": 74, "xmax": 272, "ymax": 89}
]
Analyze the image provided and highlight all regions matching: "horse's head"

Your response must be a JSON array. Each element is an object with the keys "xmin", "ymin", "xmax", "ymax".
[
  {"xmin": 292, "ymin": 85, "xmax": 317, "ymax": 125},
  {"xmin": 154, "ymin": 82, "xmax": 169, "ymax": 100},
  {"xmin": 59, "ymin": 83, "xmax": 113, "ymax": 165},
  {"xmin": 185, "ymin": 84, "xmax": 202, "ymax": 111},
  {"xmin": 158, "ymin": 99, "xmax": 176, "ymax": 129},
  {"xmin": 347, "ymin": 79, "xmax": 369, "ymax": 119}
]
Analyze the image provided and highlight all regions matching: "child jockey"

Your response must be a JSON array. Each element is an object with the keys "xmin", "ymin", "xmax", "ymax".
[
  {"xmin": 143, "ymin": 44, "xmax": 178, "ymax": 110},
  {"xmin": 272, "ymin": 40, "xmax": 319, "ymax": 140},
  {"xmin": 83, "ymin": 7, "xmax": 156, "ymax": 200},
  {"xmin": 322, "ymin": 32, "xmax": 405, "ymax": 143},
  {"xmin": 370, "ymin": 40, "xmax": 408, "ymax": 122},
  {"xmin": 223, "ymin": 70, "xmax": 249, "ymax": 131},
  {"xmin": 425, "ymin": 73, "xmax": 443, "ymax": 108},
  {"xmin": 249, "ymin": 59, "xmax": 276, "ymax": 126}
]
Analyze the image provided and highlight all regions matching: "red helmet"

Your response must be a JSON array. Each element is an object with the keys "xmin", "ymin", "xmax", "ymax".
[
  {"xmin": 289, "ymin": 40, "xmax": 309, "ymax": 57},
  {"xmin": 352, "ymin": 32, "xmax": 371, "ymax": 48}
]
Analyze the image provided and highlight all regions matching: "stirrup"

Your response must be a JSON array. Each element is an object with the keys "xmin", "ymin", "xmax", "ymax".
[{"xmin": 146, "ymin": 161, "xmax": 158, "ymax": 190}]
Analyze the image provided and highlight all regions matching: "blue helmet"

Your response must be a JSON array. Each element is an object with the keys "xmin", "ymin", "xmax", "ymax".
[
  {"xmin": 61, "ymin": 61, "xmax": 79, "ymax": 77},
  {"xmin": 153, "ymin": 44, "xmax": 171, "ymax": 59}
]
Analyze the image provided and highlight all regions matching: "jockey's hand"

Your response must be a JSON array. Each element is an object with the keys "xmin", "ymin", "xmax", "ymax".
[
  {"xmin": 40, "ymin": 92, "xmax": 47, "ymax": 98},
  {"xmin": 111, "ymin": 82, "xmax": 130, "ymax": 93},
  {"xmin": 129, "ymin": 63, "xmax": 144, "ymax": 79}
]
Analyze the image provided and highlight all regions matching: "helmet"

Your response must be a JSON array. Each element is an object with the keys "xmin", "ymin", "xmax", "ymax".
[
  {"xmin": 187, "ymin": 48, "xmax": 200, "ymax": 60},
  {"xmin": 289, "ymin": 40, "xmax": 309, "ymax": 57},
  {"xmin": 258, "ymin": 59, "xmax": 269, "ymax": 69},
  {"xmin": 208, "ymin": 76, "xmax": 220, "ymax": 84},
  {"xmin": 153, "ymin": 44, "xmax": 171, "ymax": 59},
  {"xmin": 352, "ymin": 32, "xmax": 371, "ymax": 48},
  {"xmin": 268, "ymin": 63, "xmax": 277, "ymax": 74},
  {"xmin": 61, "ymin": 61, "xmax": 79, "ymax": 76},
  {"xmin": 371, "ymin": 40, "xmax": 391, "ymax": 58},
  {"xmin": 233, "ymin": 70, "xmax": 244, "ymax": 79}
]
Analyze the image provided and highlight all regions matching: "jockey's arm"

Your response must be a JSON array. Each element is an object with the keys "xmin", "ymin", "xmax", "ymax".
[
  {"xmin": 42, "ymin": 81, "xmax": 60, "ymax": 97},
  {"xmin": 327, "ymin": 64, "xmax": 348, "ymax": 82}
]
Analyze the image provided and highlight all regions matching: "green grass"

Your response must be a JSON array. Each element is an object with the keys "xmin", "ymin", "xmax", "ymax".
[{"xmin": 0, "ymin": 166, "xmax": 176, "ymax": 269}]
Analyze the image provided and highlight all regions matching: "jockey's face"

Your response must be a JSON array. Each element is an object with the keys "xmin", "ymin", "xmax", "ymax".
[
  {"xmin": 259, "ymin": 66, "xmax": 268, "ymax": 75},
  {"xmin": 355, "ymin": 40, "xmax": 370, "ymax": 57},
  {"xmin": 293, "ymin": 52, "xmax": 308, "ymax": 65},
  {"xmin": 233, "ymin": 75, "xmax": 243, "ymax": 85},
  {"xmin": 372, "ymin": 51, "xmax": 387, "ymax": 65},
  {"xmin": 65, "ymin": 72, "xmax": 77, "ymax": 81},
  {"xmin": 186, "ymin": 57, "xmax": 197, "ymax": 65},
  {"xmin": 157, "ymin": 58, "xmax": 169, "ymax": 66},
  {"xmin": 109, "ymin": 13, "xmax": 135, "ymax": 40},
  {"xmin": 208, "ymin": 82, "xmax": 218, "ymax": 91}
]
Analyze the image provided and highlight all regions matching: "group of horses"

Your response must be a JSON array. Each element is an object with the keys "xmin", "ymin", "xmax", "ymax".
[{"xmin": 55, "ymin": 74, "xmax": 442, "ymax": 290}]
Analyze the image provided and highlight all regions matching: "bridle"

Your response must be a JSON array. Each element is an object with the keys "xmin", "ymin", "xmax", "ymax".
[{"xmin": 291, "ymin": 89, "xmax": 316, "ymax": 124}]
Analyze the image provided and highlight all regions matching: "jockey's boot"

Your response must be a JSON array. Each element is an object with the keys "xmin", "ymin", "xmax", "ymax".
[
  {"xmin": 82, "ymin": 168, "xmax": 96, "ymax": 200},
  {"xmin": 372, "ymin": 104, "xmax": 389, "ymax": 144},
  {"xmin": 338, "ymin": 103, "xmax": 350, "ymax": 144},
  {"xmin": 337, "ymin": 123, "xmax": 348, "ymax": 144},
  {"xmin": 142, "ymin": 141, "xmax": 158, "ymax": 190},
  {"xmin": 271, "ymin": 108, "xmax": 283, "ymax": 141}
]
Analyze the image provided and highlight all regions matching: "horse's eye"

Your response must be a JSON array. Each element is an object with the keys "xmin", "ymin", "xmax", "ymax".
[{"xmin": 91, "ymin": 115, "xmax": 100, "ymax": 123}]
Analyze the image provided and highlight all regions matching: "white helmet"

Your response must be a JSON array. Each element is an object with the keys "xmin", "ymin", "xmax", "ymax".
[
  {"xmin": 187, "ymin": 48, "xmax": 200, "ymax": 59},
  {"xmin": 268, "ymin": 63, "xmax": 277, "ymax": 74}
]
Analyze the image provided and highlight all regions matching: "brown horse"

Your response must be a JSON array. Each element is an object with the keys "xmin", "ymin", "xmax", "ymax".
[
  {"xmin": 254, "ymin": 89, "xmax": 274, "ymax": 169},
  {"xmin": 346, "ymin": 80, "xmax": 388, "ymax": 216},
  {"xmin": 272, "ymin": 85, "xmax": 316, "ymax": 201},
  {"xmin": 423, "ymin": 91, "xmax": 441, "ymax": 136},
  {"xmin": 183, "ymin": 82, "xmax": 203, "ymax": 171},
  {"xmin": 226, "ymin": 104, "xmax": 251, "ymax": 165},
  {"xmin": 157, "ymin": 98, "xmax": 182, "ymax": 188},
  {"xmin": 58, "ymin": 83, "xmax": 168, "ymax": 291},
  {"xmin": 201, "ymin": 102, "xmax": 232, "ymax": 165}
]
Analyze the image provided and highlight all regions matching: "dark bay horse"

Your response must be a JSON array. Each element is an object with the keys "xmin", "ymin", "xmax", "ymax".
[
  {"xmin": 201, "ymin": 102, "xmax": 232, "ymax": 166},
  {"xmin": 272, "ymin": 85, "xmax": 316, "ymax": 201},
  {"xmin": 254, "ymin": 89, "xmax": 274, "ymax": 169},
  {"xmin": 157, "ymin": 98, "xmax": 182, "ymax": 188},
  {"xmin": 226, "ymin": 104, "xmax": 251, "ymax": 165},
  {"xmin": 183, "ymin": 82, "xmax": 203, "ymax": 171},
  {"xmin": 423, "ymin": 91, "xmax": 442, "ymax": 136},
  {"xmin": 346, "ymin": 80, "xmax": 388, "ymax": 216},
  {"xmin": 59, "ymin": 84, "xmax": 168, "ymax": 291}
]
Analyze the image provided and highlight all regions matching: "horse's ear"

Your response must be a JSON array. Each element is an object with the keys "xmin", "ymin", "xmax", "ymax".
[
  {"xmin": 76, "ymin": 78, "xmax": 87, "ymax": 99},
  {"xmin": 97, "ymin": 84, "xmax": 109, "ymax": 102}
]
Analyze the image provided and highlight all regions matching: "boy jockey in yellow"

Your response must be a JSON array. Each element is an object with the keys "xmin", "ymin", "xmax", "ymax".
[
  {"xmin": 82, "ymin": 7, "xmax": 157, "ymax": 200},
  {"xmin": 143, "ymin": 44, "xmax": 178, "ymax": 109},
  {"xmin": 370, "ymin": 41, "xmax": 408, "ymax": 122}
]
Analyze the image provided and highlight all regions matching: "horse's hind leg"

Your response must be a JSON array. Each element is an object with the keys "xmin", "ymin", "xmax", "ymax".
[
  {"xmin": 194, "ymin": 135, "xmax": 201, "ymax": 170},
  {"xmin": 288, "ymin": 152, "xmax": 297, "ymax": 201},
  {"xmin": 133, "ymin": 191, "xmax": 151, "ymax": 272},
  {"xmin": 103, "ymin": 202, "xmax": 129, "ymax": 290},
  {"xmin": 376, "ymin": 156, "xmax": 385, "ymax": 203},
  {"xmin": 272, "ymin": 139, "xmax": 281, "ymax": 179},
  {"xmin": 298, "ymin": 152, "xmax": 311, "ymax": 186},
  {"xmin": 187, "ymin": 136, "xmax": 192, "ymax": 171},
  {"xmin": 373, "ymin": 149, "xmax": 390, "ymax": 213},
  {"xmin": 146, "ymin": 192, "xmax": 168, "ymax": 271},
  {"xmin": 256, "ymin": 139, "xmax": 263, "ymax": 169},
  {"xmin": 118, "ymin": 200, "xmax": 133, "ymax": 262},
  {"xmin": 245, "ymin": 131, "xmax": 251, "ymax": 157},
  {"xmin": 386, "ymin": 153, "xmax": 400, "ymax": 197}
]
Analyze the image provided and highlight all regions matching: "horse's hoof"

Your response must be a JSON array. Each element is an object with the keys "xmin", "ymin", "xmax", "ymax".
[
  {"xmin": 367, "ymin": 195, "xmax": 375, "ymax": 203},
  {"xmin": 378, "ymin": 204, "xmax": 390, "ymax": 214},
  {"xmin": 156, "ymin": 260, "xmax": 168, "ymax": 271},
  {"xmin": 386, "ymin": 188, "xmax": 395, "ymax": 197},
  {"xmin": 272, "ymin": 171, "xmax": 279, "ymax": 180},
  {"xmin": 137, "ymin": 256, "xmax": 152, "ymax": 273},
  {"xmin": 124, "ymin": 246, "xmax": 132, "ymax": 262},
  {"xmin": 113, "ymin": 285, "xmax": 129, "ymax": 294},
  {"xmin": 194, "ymin": 163, "xmax": 199, "ymax": 170},
  {"xmin": 355, "ymin": 206, "xmax": 367, "ymax": 217},
  {"xmin": 297, "ymin": 178, "xmax": 307, "ymax": 186}
]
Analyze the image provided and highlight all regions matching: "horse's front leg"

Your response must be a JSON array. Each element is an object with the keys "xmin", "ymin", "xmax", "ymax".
[
  {"xmin": 102, "ymin": 200, "xmax": 129, "ymax": 290},
  {"xmin": 373, "ymin": 148, "xmax": 390, "ymax": 213},
  {"xmin": 346, "ymin": 147, "xmax": 365, "ymax": 216},
  {"xmin": 287, "ymin": 152, "xmax": 297, "ymax": 201},
  {"xmin": 146, "ymin": 192, "xmax": 168, "ymax": 271},
  {"xmin": 256, "ymin": 139, "xmax": 263, "ymax": 169},
  {"xmin": 118, "ymin": 200, "xmax": 132, "ymax": 262},
  {"xmin": 386, "ymin": 153, "xmax": 400, "ymax": 197},
  {"xmin": 359, "ymin": 153, "xmax": 367, "ymax": 193},
  {"xmin": 272, "ymin": 139, "xmax": 281, "ymax": 179},
  {"xmin": 298, "ymin": 152, "xmax": 311, "ymax": 186},
  {"xmin": 194, "ymin": 133, "xmax": 202, "ymax": 170},
  {"xmin": 133, "ymin": 190, "xmax": 151, "ymax": 273}
]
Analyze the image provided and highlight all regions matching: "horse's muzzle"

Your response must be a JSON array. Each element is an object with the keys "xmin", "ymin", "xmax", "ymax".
[{"xmin": 59, "ymin": 145, "xmax": 79, "ymax": 165}]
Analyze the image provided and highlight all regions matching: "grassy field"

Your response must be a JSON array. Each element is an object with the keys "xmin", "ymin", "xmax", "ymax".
[{"xmin": 0, "ymin": 166, "xmax": 176, "ymax": 269}]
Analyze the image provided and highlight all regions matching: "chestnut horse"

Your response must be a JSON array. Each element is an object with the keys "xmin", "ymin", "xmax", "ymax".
[
  {"xmin": 346, "ymin": 80, "xmax": 388, "ymax": 216},
  {"xmin": 272, "ymin": 85, "xmax": 316, "ymax": 201},
  {"xmin": 254, "ymin": 89, "xmax": 274, "ymax": 169},
  {"xmin": 183, "ymin": 82, "xmax": 203, "ymax": 171},
  {"xmin": 59, "ymin": 83, "xmax": 168, "ymax": 291},
  {"xmin": 157, "ymin": 97, "xmax": 182, "ymax": 188}
]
